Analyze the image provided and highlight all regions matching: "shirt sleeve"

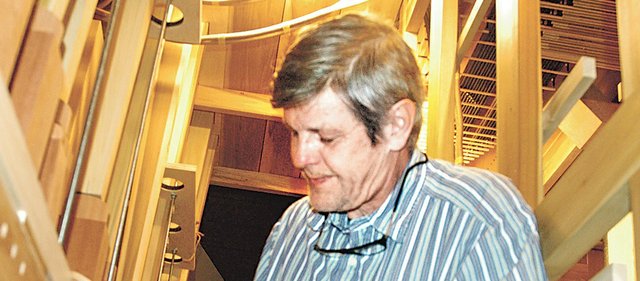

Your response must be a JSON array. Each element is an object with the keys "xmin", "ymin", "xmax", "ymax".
[{"xmin": 454, "ymin": 228, "xmax": 548, "ymax": 280}]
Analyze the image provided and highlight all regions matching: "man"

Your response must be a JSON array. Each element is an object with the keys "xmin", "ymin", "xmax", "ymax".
[{"xmin": 255, "ymin": 13, "xmax": 547, "ymax": 280}]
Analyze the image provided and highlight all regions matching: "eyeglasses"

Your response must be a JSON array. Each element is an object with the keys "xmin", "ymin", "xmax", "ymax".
[{"xmin": 313, "ymin": 157, "xmax": 428, "ymax": 256}]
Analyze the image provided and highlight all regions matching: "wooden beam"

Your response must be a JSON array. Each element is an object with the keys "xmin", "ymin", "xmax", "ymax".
[
  {"xmin": 557, "ymin": 100, "xmax": 601, "ymax": 149},
  {"xmin": 211, "ymin": 166, "xmax": 307, "ymax": 197},
  {"xmin": 457, "ymin": 0, "xmax": 492, "ymax": 65},
  {"xmin": 495, "ymin": 0, "xmax": 542, "ymax": 206},
  {"xmin": 542, "ymin": 56, "xmax": 596, "ymax": 143},
  {"xmin": 535, "ymin": 92, "xmax": 640, "ymax": 280},
  {"xmin": 181, "ymin": 110, "xmax": 215, "ymax": 222},
  {"xmin": 401, "ymin": 0, "xmax": 430, "ymax": 34},
  {"xmin": 194, "ymin": 85, "xmax": 283, "ymax": 121},
  {"xmin": 426, "ymin": 0, "xmax": 457, "ymax": 162}
]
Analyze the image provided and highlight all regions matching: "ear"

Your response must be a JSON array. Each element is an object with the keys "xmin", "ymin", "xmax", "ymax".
[{"xmin": 384, "ymin": 99, "xmax": 416, "ymax": 151}]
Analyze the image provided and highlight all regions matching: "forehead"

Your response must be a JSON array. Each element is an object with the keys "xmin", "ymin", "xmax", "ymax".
[{"xmin": 283, "ymin": 87, "xmax": 358, "ymax": 130}]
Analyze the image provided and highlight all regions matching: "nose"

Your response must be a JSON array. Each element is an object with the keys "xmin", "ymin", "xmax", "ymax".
[{"xmin": 291, "ymin": 133, "xmax": 319, "ymax": 169}]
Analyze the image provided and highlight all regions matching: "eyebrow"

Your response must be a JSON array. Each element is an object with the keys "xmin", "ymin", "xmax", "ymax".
[{"xmin": 282, "ymin": 123, "xmax": 326, "ymax": 135}]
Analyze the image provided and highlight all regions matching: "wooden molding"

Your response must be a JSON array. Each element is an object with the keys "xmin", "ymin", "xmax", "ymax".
[
  {"xmin": 194, "ymin": 85, "xmax": 283, "ymax": 121},
  {"xmin": 211, "ymin": 166, "xmax": 307, "ymax": 196}
]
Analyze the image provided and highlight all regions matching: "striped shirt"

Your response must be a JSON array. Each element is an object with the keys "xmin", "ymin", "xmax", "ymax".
[{"xmin": 255, "ymin": 151, "xmax": 547, "ymax": 280}]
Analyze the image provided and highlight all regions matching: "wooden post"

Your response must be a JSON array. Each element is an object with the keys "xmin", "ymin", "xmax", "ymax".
[
  {"xmin": 495, "ymin": 0, "xmax": 542, "ymax": 206},
  {"xmin": 426, "ymin": 0, "xmax": 457, "ymax": 161}
]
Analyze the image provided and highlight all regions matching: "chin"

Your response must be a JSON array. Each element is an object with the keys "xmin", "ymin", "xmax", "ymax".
[{"xmin": 309, "ymin": 196, "xmax": 339, "ymax": 213}]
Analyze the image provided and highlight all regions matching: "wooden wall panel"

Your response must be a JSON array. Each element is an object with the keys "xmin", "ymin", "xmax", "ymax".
[
  {"xmin": 0, "ymin": 0, "xmax": 34, "ymax": 83},
  {"xmin": 260, "ymin": 121, "xmax": 299, "ymax": 177},
  {"xmin": 217, "ymin": 114, "xmax": 266, "ymax": 172},
  {"xmin": 225, "ymin": 0, "xmax": 285, "ymax": 93}
]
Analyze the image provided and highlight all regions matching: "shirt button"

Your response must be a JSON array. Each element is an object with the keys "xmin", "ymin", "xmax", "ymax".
[{"xmin": 348, "ymin": 256, "xmax": 357, "ymax": 267}]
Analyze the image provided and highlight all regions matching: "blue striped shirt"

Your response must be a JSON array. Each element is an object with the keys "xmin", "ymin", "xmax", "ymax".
[{"xmin": 255, "ymin": 151, "xmax": 547, "ymax": 280}]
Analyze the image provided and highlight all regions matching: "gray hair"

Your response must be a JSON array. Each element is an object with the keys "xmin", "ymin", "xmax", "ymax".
[{"xmin": 272, "ymin": 13, "xmax": 424, "ymax": 149}]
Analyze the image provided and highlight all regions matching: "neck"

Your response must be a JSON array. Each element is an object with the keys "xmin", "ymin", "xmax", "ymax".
[{"xmin": 346, "ymin": 149, "xmax": 411, "ymax": 219}]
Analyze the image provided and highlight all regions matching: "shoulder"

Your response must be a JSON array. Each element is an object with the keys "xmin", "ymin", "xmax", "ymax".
[
  {"xmin": 273, "ymin": 196, "xmax": 323, "ymax": 234},
  {"xmin": 422, "ymin": 160, "xmax": 537, "ymax": 235}
]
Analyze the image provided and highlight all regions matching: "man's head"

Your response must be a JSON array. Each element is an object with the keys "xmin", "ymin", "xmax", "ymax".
[
  {"xmin": 272, "ymin": 13, "xmax": 424, "ymax": 149},
  {"xmin": 273, "ymin": 14, "xmax": 424, "ymax": 218}
]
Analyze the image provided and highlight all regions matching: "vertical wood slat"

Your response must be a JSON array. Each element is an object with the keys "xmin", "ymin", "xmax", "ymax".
[
  {"xmin": 78, "ymin": 0, "xmax": 154, "ymax": 197},
  {"xmin": 0, "ymin": 0, "xmax": 34, "ymax": 83},
  {"xmin": 60, "ymin": 0, "xmax": 100, "ymax": 103},
  {"xmin": 10, "ymin": 6, "xmax": 64, "ymax": 172},
  {"xmin": 426, "ymin": 0, "xmax": 457, "ymax": 162},
  {"xmin": 495, "ymin": 0, "xmax": 543, "ymax": 206}
]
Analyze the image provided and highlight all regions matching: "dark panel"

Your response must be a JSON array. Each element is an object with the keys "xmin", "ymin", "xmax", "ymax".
[
  {"xmin": 217, "ymin": 114, "xmax": 266, "ymax": 171},
  {"xmin": 259, "ymin": 120, "xmax": 300, "ymax": 178},
  {"xmin": 200, "ymin": 185, "xmax": 301, "ymax": 281}
]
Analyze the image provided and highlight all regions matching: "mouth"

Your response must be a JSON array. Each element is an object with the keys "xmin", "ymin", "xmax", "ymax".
[{"xmin": 308, "ymin": 176, "xmax": 330, "ymax": 186}]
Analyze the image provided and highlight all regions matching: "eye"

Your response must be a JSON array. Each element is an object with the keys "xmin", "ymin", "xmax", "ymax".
[{"xmin": 319, "ymin": 136, "xmax": 335, "ymax": 144}]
